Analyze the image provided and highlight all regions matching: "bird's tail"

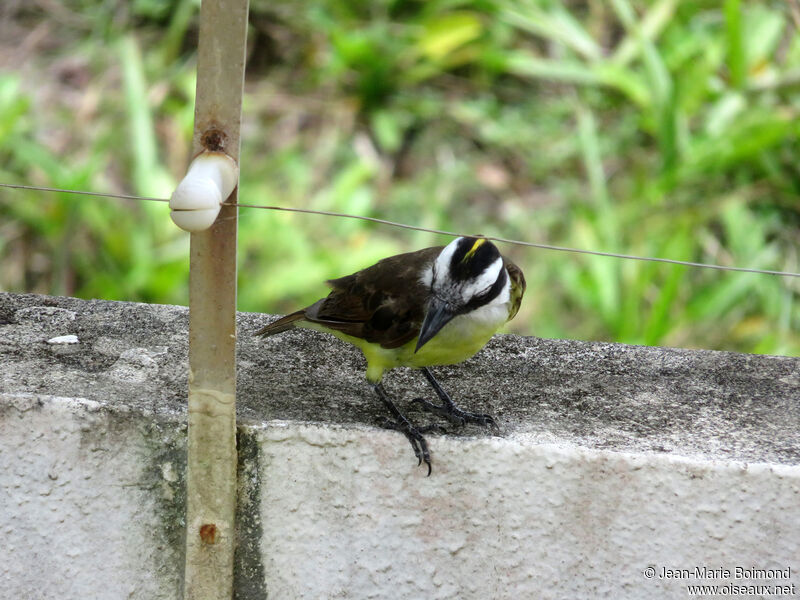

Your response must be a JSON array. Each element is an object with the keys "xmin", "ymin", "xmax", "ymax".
[{"xmin": 255, "ymin": 310, "xmax": 306, "ymax": 337}]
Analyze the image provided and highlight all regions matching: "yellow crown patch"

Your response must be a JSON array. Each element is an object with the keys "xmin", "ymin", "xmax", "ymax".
[{"xmin": 462, "ymin": 237, "xmax": 486, "ymax": 262}]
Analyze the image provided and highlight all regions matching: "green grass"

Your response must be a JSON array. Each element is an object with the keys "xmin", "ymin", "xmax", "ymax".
[{"xmin": 0, "ymin": 0, "xmax": 798, "ymax": 356}]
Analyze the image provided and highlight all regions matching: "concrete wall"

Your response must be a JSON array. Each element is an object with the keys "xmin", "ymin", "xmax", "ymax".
[{"xmin": 1, "ymin": 292, "xmax": 798, "ymax": 599}]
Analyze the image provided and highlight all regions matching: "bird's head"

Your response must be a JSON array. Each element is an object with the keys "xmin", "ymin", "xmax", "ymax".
[{"xmin": 415, "ymin": 236, "xmax": 511, "ymax": 352}]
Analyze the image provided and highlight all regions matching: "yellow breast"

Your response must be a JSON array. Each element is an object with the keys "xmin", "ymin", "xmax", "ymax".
[{"xmin": 305, "ymin": 301, "xmax": 510, "ymax": 383}]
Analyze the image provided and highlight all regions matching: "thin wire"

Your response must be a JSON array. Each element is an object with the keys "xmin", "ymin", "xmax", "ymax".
[
  {"xmin": 233, "ymin": 201, "xmax": 800, "ymax": 278},
  {"xmin": 2, "ymin": 181, "xmax": 799, "ymax": 278},
  {"xmin": 0, "ymin": 182, "xmax": 169, "ymax": 203}
]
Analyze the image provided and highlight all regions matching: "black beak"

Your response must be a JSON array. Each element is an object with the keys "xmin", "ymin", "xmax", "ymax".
[{"xmin": 415, "ymin": 297, "xmax": 457, "ymax": 353}]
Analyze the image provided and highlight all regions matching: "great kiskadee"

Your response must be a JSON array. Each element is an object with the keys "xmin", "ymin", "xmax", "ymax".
[{"xmin": 257, "ymin": 236, "xmax": 526, "ymax": 474}]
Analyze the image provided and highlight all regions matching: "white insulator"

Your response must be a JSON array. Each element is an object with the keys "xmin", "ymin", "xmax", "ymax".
[{"xmin": 169, "ymin": 151, "xmax": 239, "ymax": 232}]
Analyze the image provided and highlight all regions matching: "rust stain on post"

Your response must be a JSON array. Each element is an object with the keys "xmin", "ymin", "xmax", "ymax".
[
  {"xmin": 184, "ymin": 0, "xmax": 249, "ymax": 599},
  {"xmin": 199, "ymin": 524, "xmax": 218, "ymax": 545},
  {"xmin": 201, "ymin": 129, "xmax": 228, "ymax": 153}
]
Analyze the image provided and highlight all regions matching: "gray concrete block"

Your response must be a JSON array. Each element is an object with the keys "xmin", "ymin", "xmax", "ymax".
[{"xmin": 1, "ymin": 292, "xmax": 798, "ymax": 599}]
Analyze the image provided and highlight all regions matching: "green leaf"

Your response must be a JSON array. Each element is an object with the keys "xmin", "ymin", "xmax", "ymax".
[
  {"xmin": 704, "ymin": 92, "xmax": 746, "ymax": 137},
  {"xmin": 745, "ymin": 6, "xmax": 785, "ymax": 71},
  {"xmin": 417, "ymin": 12, "xmax": 483, "ymax": 62},
  {"xmin": 502, "ymin": 4, "xmax": 602, "ymax": 61},
  {"xmin": 118, "ymin": 35, "xmax": 174, "ymax": 197},
  {"xmin": 724, "ymin": 0, "xmax": 745, "ymax": 89}
]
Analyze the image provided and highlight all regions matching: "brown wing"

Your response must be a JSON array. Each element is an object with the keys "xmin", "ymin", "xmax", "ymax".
[
  {"xmin": 255, "ymin": 309, "xmax": 306, "ymax": 337},
  {"xmin": 302, "ymin": 246, "xmax": 442, "ymax": 349},
  {"xmin": 504, "ymin": 258, "xmax": 526, "ymax": 321}
]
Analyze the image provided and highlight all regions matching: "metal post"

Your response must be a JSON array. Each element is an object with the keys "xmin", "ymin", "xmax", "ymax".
[{"xmin": 184, "ymin": 1, "xmax": 249, "ymax": 598}]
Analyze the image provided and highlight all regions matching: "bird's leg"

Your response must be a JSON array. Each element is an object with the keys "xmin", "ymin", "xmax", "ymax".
[
  {"xmin": 412, "ymin": 367, "xmax": 498, "ymax": 429},
  {"xmin": 371, "ymin": 382, "xmax": 435, "ymax": 476}
]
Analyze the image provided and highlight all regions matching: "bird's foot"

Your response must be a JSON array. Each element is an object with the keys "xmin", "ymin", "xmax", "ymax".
[
  {"xmin": 379, "ymin": 417, "xmax": 444, "ymax": 476},
  {"xmin": 411, "ymin": 397, "xmax": 498, "ymax": 430}
]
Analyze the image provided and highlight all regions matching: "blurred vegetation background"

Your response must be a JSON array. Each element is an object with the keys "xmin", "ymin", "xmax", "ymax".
[{"xmin": 0, "ymin": 0, "xmax": 798, "ymax": 355}]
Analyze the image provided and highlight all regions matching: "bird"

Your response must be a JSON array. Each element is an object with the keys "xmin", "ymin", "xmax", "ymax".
[{"xmin": 256, "ymin": 236, "xmax": 526, "ymax": 475}]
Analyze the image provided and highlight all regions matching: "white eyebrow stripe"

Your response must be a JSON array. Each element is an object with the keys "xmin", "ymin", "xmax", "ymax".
[
  {"xmin": 434, "ymin": 237, "xmax": 463, "ymax": 277},
  {"xmin": 458, "ymin": 256, "xmax": 503, "ymax": 301}
]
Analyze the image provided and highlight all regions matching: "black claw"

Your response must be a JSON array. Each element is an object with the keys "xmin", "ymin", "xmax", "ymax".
[
  {"xmin": 373, "ymin": 383, "xmax": 434, "ymax": 475},
  {"xmin": 390, "ymin": 420, "xmax": 431, "ymax": 474},
  {"xmin": 418, "ymin": 423, "xmax": 448, "ymax": 435},
  {"xmin": 412, "ymin": 395, "xmax": 498, "ymax": 429},
  {"xmin": 417, "ymin": 367, "xmax": 499, "ymax": 430},
  {"xmin": 412, "ymin": 397, "xmax": 465, "ymax": 426}
]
